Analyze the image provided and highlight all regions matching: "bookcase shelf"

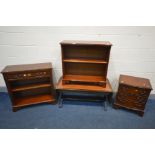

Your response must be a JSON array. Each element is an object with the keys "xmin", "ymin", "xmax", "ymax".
[
  {"xmin": 14, "ymin": 94, "xmax": 55, "ymax": 107},
  {"xmin": 11, "ymin": 83, "xmax": 51, "ymax": 92},
  {"xmin": 63, "ymin": 58, "xmax": 108, "ymax": 64}
]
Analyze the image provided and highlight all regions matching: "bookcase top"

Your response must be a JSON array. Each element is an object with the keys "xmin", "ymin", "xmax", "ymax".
[
  {"xmin": 60, "ymin": 40, "xmax": 112, "ymax": 46},
  {"xmin": 1, "ymin": 62, "xmax": 52, "ymax": 73}
]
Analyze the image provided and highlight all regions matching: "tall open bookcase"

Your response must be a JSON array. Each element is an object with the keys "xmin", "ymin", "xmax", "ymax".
[{"xmin": 60, "ymin": 40, "xmax": 112, "ymax": 87}]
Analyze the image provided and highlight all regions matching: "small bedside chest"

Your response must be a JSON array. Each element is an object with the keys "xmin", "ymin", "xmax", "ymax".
[
  {"xmin": 114, "ymin": 75, "xmax": 152, "ymax": 116},
  {"xmin": 1, "ymin": 63, "xmax": 56, "ymax": 111}
]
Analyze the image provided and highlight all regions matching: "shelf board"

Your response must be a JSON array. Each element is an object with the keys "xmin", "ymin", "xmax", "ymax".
[
  {"xmin": 63, "ymin": 75, "xmax": 106, "ymax": 83},
  {"xmin": 11, "ymin": 83, "xmax": 51, "ymax": 92},
  {"xmin": 63, "ymin": 58, "xmax": 107, "ymax": 64},
  {"xmin": 14, "ymin": 94, "xmax": 55, "ymax": 107}
]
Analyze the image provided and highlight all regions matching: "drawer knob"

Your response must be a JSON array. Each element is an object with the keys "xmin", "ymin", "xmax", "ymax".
[{"xmin": 23, "ymin": 74, "xmax": 27, "ymax": 77}]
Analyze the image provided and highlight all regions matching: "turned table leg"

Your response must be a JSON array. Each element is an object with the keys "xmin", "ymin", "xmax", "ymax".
[
  {"xmin": 102, "ymin": 93, "xmax": 112, "ymax": 111},
  {"xmin": 102, "ymin": 95, "xmax": 108, "ymax": 111},
  {"xmin": 58, "ymin": 91, "xmax": 63, "ymax": 108},
  {"xmin": 108, "ymin": 92, "xmax": 113, "ymax": 107}
]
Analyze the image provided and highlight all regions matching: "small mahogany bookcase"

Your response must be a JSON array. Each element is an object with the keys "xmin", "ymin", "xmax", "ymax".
[{"xmin": 1, "ymin": 63, "xmax": 56, "ymax": 111}]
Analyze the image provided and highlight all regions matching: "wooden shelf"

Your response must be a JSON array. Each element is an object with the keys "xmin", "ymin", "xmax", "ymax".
[
  {"xmin": 14, "ymin": 94, "xmax": 55, "ymax": 107},
  {"xmin": 63, "ymin": 75, "xmax": 106, "ymax": 83},
  {"xmin": 63, "ymin": 58, "xmax": 107, "ymax": 64},
  {"xmin": 11, "ymin": 83, "xmax": 51, "ymax": 92}
]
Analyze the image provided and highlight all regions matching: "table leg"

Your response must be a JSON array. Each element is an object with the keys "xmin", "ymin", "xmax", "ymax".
[
  {"xmin": 108, "ymin": 92, "xmax": 113, "ymax": 107},
  {"xmin": 103, "ymin": 95, "xmax": 109, "ymax": 111},
  {"xmin": 58, "ymin": 91, "xmax": 63, "ymax": 108}
]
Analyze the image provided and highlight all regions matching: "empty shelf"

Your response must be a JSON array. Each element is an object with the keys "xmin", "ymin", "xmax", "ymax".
[
  {"xmin": 12, "ymin": 83, "xmax": 51, "ymax": 92},
  {"xmin": 63, "ymin": 58, "xmax": 107, "ymax": 64},
  {"xmin": 14, "ymin": 94, "xmax": 55, "ymax": 107}
]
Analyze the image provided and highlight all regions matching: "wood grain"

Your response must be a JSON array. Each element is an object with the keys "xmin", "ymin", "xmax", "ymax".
[{"xmin": 56, "ymin": 77, "xmax": 112, "ymax": 93}]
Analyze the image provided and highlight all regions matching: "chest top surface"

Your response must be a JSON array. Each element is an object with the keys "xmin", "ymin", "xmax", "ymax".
[
  {"xmin": 119, "ymin": 74, "xmax": 152, "ymax": 90},
  {"xmin": 1, "ymin": 62, "xmax": 52, "ymax": 73}
]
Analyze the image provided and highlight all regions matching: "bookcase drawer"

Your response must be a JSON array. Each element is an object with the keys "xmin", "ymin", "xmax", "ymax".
[{"xmin": 6, "ymin": 70, "xmax": 51, "ymax": 81}]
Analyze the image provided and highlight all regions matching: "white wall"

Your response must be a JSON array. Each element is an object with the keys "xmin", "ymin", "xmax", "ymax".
[{"xmin": 0, "ymin": 26, "xmax": 155, "ymax": 93}]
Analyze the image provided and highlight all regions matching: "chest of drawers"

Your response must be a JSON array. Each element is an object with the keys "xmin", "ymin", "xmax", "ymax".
[
  {"xmin": 114, "ymin": 75, "xmax": 152, "ymax": 116},
  {"xmin": 1, "ymin": 63, "xmax": 56, "ymax": 111}
]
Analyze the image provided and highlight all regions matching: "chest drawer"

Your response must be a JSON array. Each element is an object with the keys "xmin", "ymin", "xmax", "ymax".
[
  {"xmin": 118, "ymin": 85, "xmax": 147, "ymax": 96},
  {"xmin": 6, "ymin": 70, "xmax": 51, "ymax": 81},
  {"xmin": 117, "ymin": 96, "xmax": 145, "ymax": 110},
  {"xmin": 116, "ymin": 84, "xmax": 150, "ymax": 108}
]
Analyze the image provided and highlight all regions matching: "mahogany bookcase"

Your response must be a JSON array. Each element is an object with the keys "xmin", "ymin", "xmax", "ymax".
[
  {"xmin": 57, "ymin": 40, "xmax": 113, "ymax": 110},
  {"xmin": 1, "ymin": 63, "xmax": 56, "ymax": 111},
  {"xmin": 60, "ymin": 40, "xmax": 112, "ymax": 87}
]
